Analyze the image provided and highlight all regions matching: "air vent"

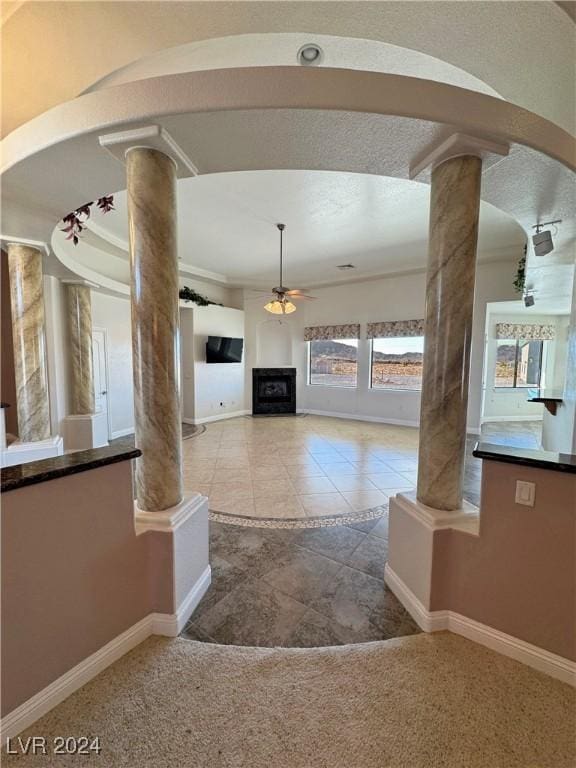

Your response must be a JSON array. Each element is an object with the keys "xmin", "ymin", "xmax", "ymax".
[{"xmin": 336, "ymin": 264, "xmax": 356, "ymax": 271}]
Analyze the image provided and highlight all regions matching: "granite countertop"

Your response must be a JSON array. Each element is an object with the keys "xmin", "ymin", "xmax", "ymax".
[
  {"xmin": 1, "ymin": 444, "xmax": 141, "ymax": 493},
  {"xmin": 473, "ymin": 442, "xmax": 576, "ymax": 474}
]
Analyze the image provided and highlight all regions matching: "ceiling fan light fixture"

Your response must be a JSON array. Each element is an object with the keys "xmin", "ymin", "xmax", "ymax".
[{"xmin": 264, "ymin": 299, "xmax": 296, "ymax": 315}]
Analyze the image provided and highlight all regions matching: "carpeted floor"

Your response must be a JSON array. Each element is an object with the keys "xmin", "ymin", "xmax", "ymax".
[{"xmin": 5, "ymin": 633, "xmax": 574, "ymax": 768}]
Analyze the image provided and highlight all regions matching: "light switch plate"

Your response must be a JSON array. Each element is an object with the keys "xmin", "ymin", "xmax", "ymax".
[{"xmin": 515, "ymin": 480, "xmax": 536, "ymax": 507}]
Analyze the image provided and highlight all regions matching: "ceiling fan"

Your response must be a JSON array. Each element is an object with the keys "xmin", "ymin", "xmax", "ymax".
[{"xmin": 261, "ymin": 224, "xmax": 317, "ymax": 314}]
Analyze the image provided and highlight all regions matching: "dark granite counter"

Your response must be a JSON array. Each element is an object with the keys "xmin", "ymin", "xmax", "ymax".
[
  {"xmin": 1, "ymin": 445, "xmax": 140, "ymax": 493},
  {"xmin": 473, "ymin": 442, "xmax": 576, "ymax": 474}
]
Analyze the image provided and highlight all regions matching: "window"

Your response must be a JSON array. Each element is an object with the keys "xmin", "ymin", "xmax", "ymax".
[
  {"xmin": 370, "ymin": 337, "xmax": 424, "ymax": 390},
  {"xmin": 308, "ymin": 339, "xmax": 358, "ymax": 387},
  {"xmin": 495, "ymin": 339, "xmax": 543, "ymax": 388}
]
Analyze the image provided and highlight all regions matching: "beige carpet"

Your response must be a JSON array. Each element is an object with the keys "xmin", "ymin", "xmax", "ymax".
[{"xmin": 5, "ymin": 633, "xmax": 575, "ymax": 768}]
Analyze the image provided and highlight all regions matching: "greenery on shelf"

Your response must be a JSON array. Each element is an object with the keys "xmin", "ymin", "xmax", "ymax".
[
  {"xmin": 179, "ymin": 286, "xmax": 222, "ymax": 306},
  {"xmin": 513, "ymin": 245, "xmax": 527, "ymax": 294}
]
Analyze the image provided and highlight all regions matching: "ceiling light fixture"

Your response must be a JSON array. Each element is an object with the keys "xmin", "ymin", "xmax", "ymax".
[
  {"xmin": 532, "ymin": 219, "xmax": 561, "ymax": 256},
  {"xmin": 262, "ymin": 224, "xmax": 317, "ymax": 315},
  {"xmin": 297, "ymin": 44, "xmax": 323, "ymax": 66}
]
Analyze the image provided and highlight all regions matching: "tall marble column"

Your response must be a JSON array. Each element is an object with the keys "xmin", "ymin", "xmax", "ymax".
[
  {"xmin": 126, "ymin": 147, "xmax": 183, "ymax": 512},
  {"xmin": 7, "ymin": 243, "xmax": 51, "ymax": 442},
  {"xmin": 66, "ymin": 283, "xmax": 95, "ymax": 414},
  {"xmin": 417, "ymin": 155, "xmax": 482, "ymax": 511}
]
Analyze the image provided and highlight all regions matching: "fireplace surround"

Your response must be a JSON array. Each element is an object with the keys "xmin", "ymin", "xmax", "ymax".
[{"xmin": 252, "ymin": 368, "xmax": 296, "ymax": 415}]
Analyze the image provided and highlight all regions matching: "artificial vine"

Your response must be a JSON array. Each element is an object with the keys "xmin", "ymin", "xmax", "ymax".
[
  {"xmin": 179, "ymin": 286, "xmax": 222, "ymax": 306},
  {"xmin": 513, "ymin": 244, "xmax": 527, "ymax": 294},
  {"xmin": 61, "ymin": 195, "xmax": 115, "ymax": 245}
]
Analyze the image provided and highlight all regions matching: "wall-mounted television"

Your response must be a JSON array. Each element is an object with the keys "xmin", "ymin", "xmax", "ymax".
[{"xmin": 206, "ymin": 336, "xmax": 244, "ymax": 364}]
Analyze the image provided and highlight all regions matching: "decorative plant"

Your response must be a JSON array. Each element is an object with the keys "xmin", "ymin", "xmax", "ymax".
[
  {"xmin": 179, "ymin": 286, "xmax": 222, "ymax": 306},
  {"xmin": 61, "ymin": 195, "xmax": 115, "ymax": 245},
  {"xmin": 513, "ymin": 245, "xmax": 527, "ymax": 294}
]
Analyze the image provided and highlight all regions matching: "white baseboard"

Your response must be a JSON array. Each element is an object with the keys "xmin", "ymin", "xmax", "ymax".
[
  {"xmin": 0, "ymin": 566, "xmax": 212, "ymax": 744},
  {"xmin": 480, "ymin": 415, "xmax": 543, "ymax": 424},
  {"xmin": 302, "ymin": 409, "xmax": 420, "ymax": 428},
  {"xmin": 110, "ymin": 427, "xmax": 134, "ymax": 439},
  {"xmin": 193, "ymin": 409, "xmax": 250, "ymax": 424},
  {"xmin": 151, "ymin": 564, "xmax": 211, "ymax": 636},
  {"xmin": 384, "ymin": 564, "xmax": 576, "ymax": 687}
]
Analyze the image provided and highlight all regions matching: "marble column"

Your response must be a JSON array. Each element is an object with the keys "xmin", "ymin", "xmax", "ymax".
[
  {"xmin": 7, "ymin": 244, "xmax": 51, "ymax": 442},
  {"xmin": 126, "ymin": 147, "xmax": 183, "ymax": 512},
  {"xmin": 417, "ymin": 155, "xmax": 482, "ymax": 511},
  {"xmin": 66, "ymin": 283, "xmax": 95, "ymax": 414}
]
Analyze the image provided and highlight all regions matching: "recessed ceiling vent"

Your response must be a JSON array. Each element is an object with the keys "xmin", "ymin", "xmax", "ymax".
[{"xmin": 336, "ymin": 264, "xmax": 356, "ymax": 271}]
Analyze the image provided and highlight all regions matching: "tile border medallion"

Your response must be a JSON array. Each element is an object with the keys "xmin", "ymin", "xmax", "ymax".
[{"xmin": 209, "ymin": 503, "xmax": 388, "ymax": 529}]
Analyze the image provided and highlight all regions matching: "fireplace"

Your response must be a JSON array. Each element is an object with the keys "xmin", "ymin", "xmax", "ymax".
[{"xmin": 252, "ymin": 368, "xmax": 296, "ymax": 415}]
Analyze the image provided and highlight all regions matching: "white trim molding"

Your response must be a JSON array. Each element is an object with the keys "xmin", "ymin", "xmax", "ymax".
[
  {"xmin": 301, "ymin": 409, "xmax": 420, "ymax": 429},
  {"xmin": 134, "ymin": 492, "xmax": 207, "ymax": 535},
  {"xmin": 0, "ymin": 565, "xmax": 211, "ymax": 745},
  {"xmin": 192, "ymin": 409, "xmax": 250, "ymax": 424},
  {"xmin": 385, "ymin": 564, "xmax": 576, "ymax": 687},
  {"xmin": 110, "ymin": 427, "xmax": 134, "ymax": 439}
]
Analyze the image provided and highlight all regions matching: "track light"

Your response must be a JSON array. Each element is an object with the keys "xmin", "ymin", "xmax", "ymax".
[{"xmin": 532, "ymin": 219, "xmax": 561, "ymax": 257}]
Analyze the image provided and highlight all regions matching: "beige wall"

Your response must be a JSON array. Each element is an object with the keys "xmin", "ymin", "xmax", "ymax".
[
  {"xmin": 1, "ymin": 461, "xmax": 173, "ymax": 716},
  {"xmin": 430, "ymin": 461, "xmax": 576, "ymax": 661}
]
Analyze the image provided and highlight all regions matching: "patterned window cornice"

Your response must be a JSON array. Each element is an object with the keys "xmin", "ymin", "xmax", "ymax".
[
  {"xmin": 304, "ymin": 324, "xmax": 361, "ymax": 341},
  {"xmin": 367, "ymin": 319, "xmax": 425, "ymax": 339},
  {"xmin": 495, "ymin": 323, "xmax": 555, "ymax": 341}
]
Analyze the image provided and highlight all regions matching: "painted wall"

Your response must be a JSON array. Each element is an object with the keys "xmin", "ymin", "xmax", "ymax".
[
  {"xmin": 0, "ymin": 460, "xmax": 186, "ymax": 716},
  {"xmin": 242, "ymin": 259, "xmax": 518, "ymax": 431},
  {"xmin": 431, "ymin": 460, "xmax": 576, "ymax": 661},
  {"xmin": 481, "ymin": 311, "xmax": 570, "ymax": 423},
  {"xmin": 542, "ymin": 273, "xmax": 576, "ymax": 453},
  {"xmin": 181, "ymin": 305, "xmax": 246, "ymax": 423},
  {"xmin": 91, "ymin": 292, "xmax": 134, "ymax": 438}
]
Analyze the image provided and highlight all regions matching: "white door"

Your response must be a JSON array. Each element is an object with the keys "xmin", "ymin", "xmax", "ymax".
[{"xmin": 92, "ymin": 329, "xmax": 111, "ymax": 438}]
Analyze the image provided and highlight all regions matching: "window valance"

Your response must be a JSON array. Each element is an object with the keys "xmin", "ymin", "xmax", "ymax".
[
  {"xmin": 367, "ymin": 319, "xmax": 425, "ymax": 339},
  {"xmin": 304, "ymin": 324, "xmax": 361, "ymax": 342},
  {"xmin": 495, "ymin": 323, "xmax": 555, "ymax": 341}
]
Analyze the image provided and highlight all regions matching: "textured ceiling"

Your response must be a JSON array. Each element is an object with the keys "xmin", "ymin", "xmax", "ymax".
[
  {"xmin": 1, "ymin": 1, "xmax": 574, "ymax": 137},
  {"xmin": 75, "ymin": 170, "xmax": 525, "ymax": 287}
]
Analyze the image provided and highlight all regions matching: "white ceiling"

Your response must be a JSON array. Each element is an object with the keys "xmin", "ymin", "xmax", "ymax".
[
  {"xmin": 87, "ymin": 32, "xmax": 503, "ymax": 100},
  {"xmin": 83, "ymin": 170, "xmax": 525, "ymax": 288},
  {"xmin": 2, "ymin": 1, "xmax": 574, "ymax": 137}
]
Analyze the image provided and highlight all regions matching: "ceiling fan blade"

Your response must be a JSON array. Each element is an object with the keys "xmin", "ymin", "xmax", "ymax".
[{"xmin": 286, "ymin": 291, "xmax": 317, "ymax": 300}]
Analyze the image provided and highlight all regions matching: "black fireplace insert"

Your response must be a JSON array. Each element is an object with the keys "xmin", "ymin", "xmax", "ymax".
[{"xmin": 252, "ymin": 368, "xmax": 296, "ymax": 415}]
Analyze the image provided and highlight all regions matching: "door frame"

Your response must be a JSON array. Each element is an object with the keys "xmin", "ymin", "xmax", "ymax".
[{"xmin": 92, "ymin": 326, "xmax": 113, "ymax": 440}]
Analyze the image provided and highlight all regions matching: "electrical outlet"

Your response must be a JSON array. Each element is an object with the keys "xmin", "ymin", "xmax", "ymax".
[{"xmin": 515, "ymin": 480, "xmax": 535, "ymax": 507}]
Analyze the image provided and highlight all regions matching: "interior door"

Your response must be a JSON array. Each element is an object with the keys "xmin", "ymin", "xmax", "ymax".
[{"xmin": 92, "ymin": 329, "xmax": 110, "ymax": 437}]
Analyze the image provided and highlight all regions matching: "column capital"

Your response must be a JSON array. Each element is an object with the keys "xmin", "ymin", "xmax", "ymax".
[
  {"xmin": 99, "ymin": 124, "xmax": 198, "ymax": 178},
  {"xmin": 409, "ymin": 132, "xmax": 509, "ymax": 181},
  {"xmin": 1, "ymin": 237, "xmax": 49, "ymax": 256}
]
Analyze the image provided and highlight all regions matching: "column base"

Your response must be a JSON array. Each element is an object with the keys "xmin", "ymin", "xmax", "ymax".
[
  {"xmin": 386, "ymin": 490, "xmax": 479, "ymax": 611},
  {"xmin": 62, "ymin": 412, "xmax": 109, "ymax": 450},
  {"xmin": 135, "ymin": 493, "xmax": 210, "ymax": 634},
  {"xmin": 0, "ymin": 435, "xmax": 64, "ymax": 468}
]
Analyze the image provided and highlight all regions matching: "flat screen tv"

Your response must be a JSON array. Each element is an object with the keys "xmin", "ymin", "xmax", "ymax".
[{"xmin": 206, "ymin": 336, "xmax": 244, "ymax": 364}]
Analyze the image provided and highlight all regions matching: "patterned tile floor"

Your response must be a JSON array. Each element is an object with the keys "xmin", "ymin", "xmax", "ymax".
[{"xmin": 182, "ymin": 416, "xmax": 542, "ymax": 647}]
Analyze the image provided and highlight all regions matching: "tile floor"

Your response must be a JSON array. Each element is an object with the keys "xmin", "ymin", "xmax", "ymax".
[
  {"xmin": 182, "ymin": 415, "xmax": 420, "ymax": 522},
  {"xmin": 181, "ymin": 416, "xmax": 541, "ymax": 647}
]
